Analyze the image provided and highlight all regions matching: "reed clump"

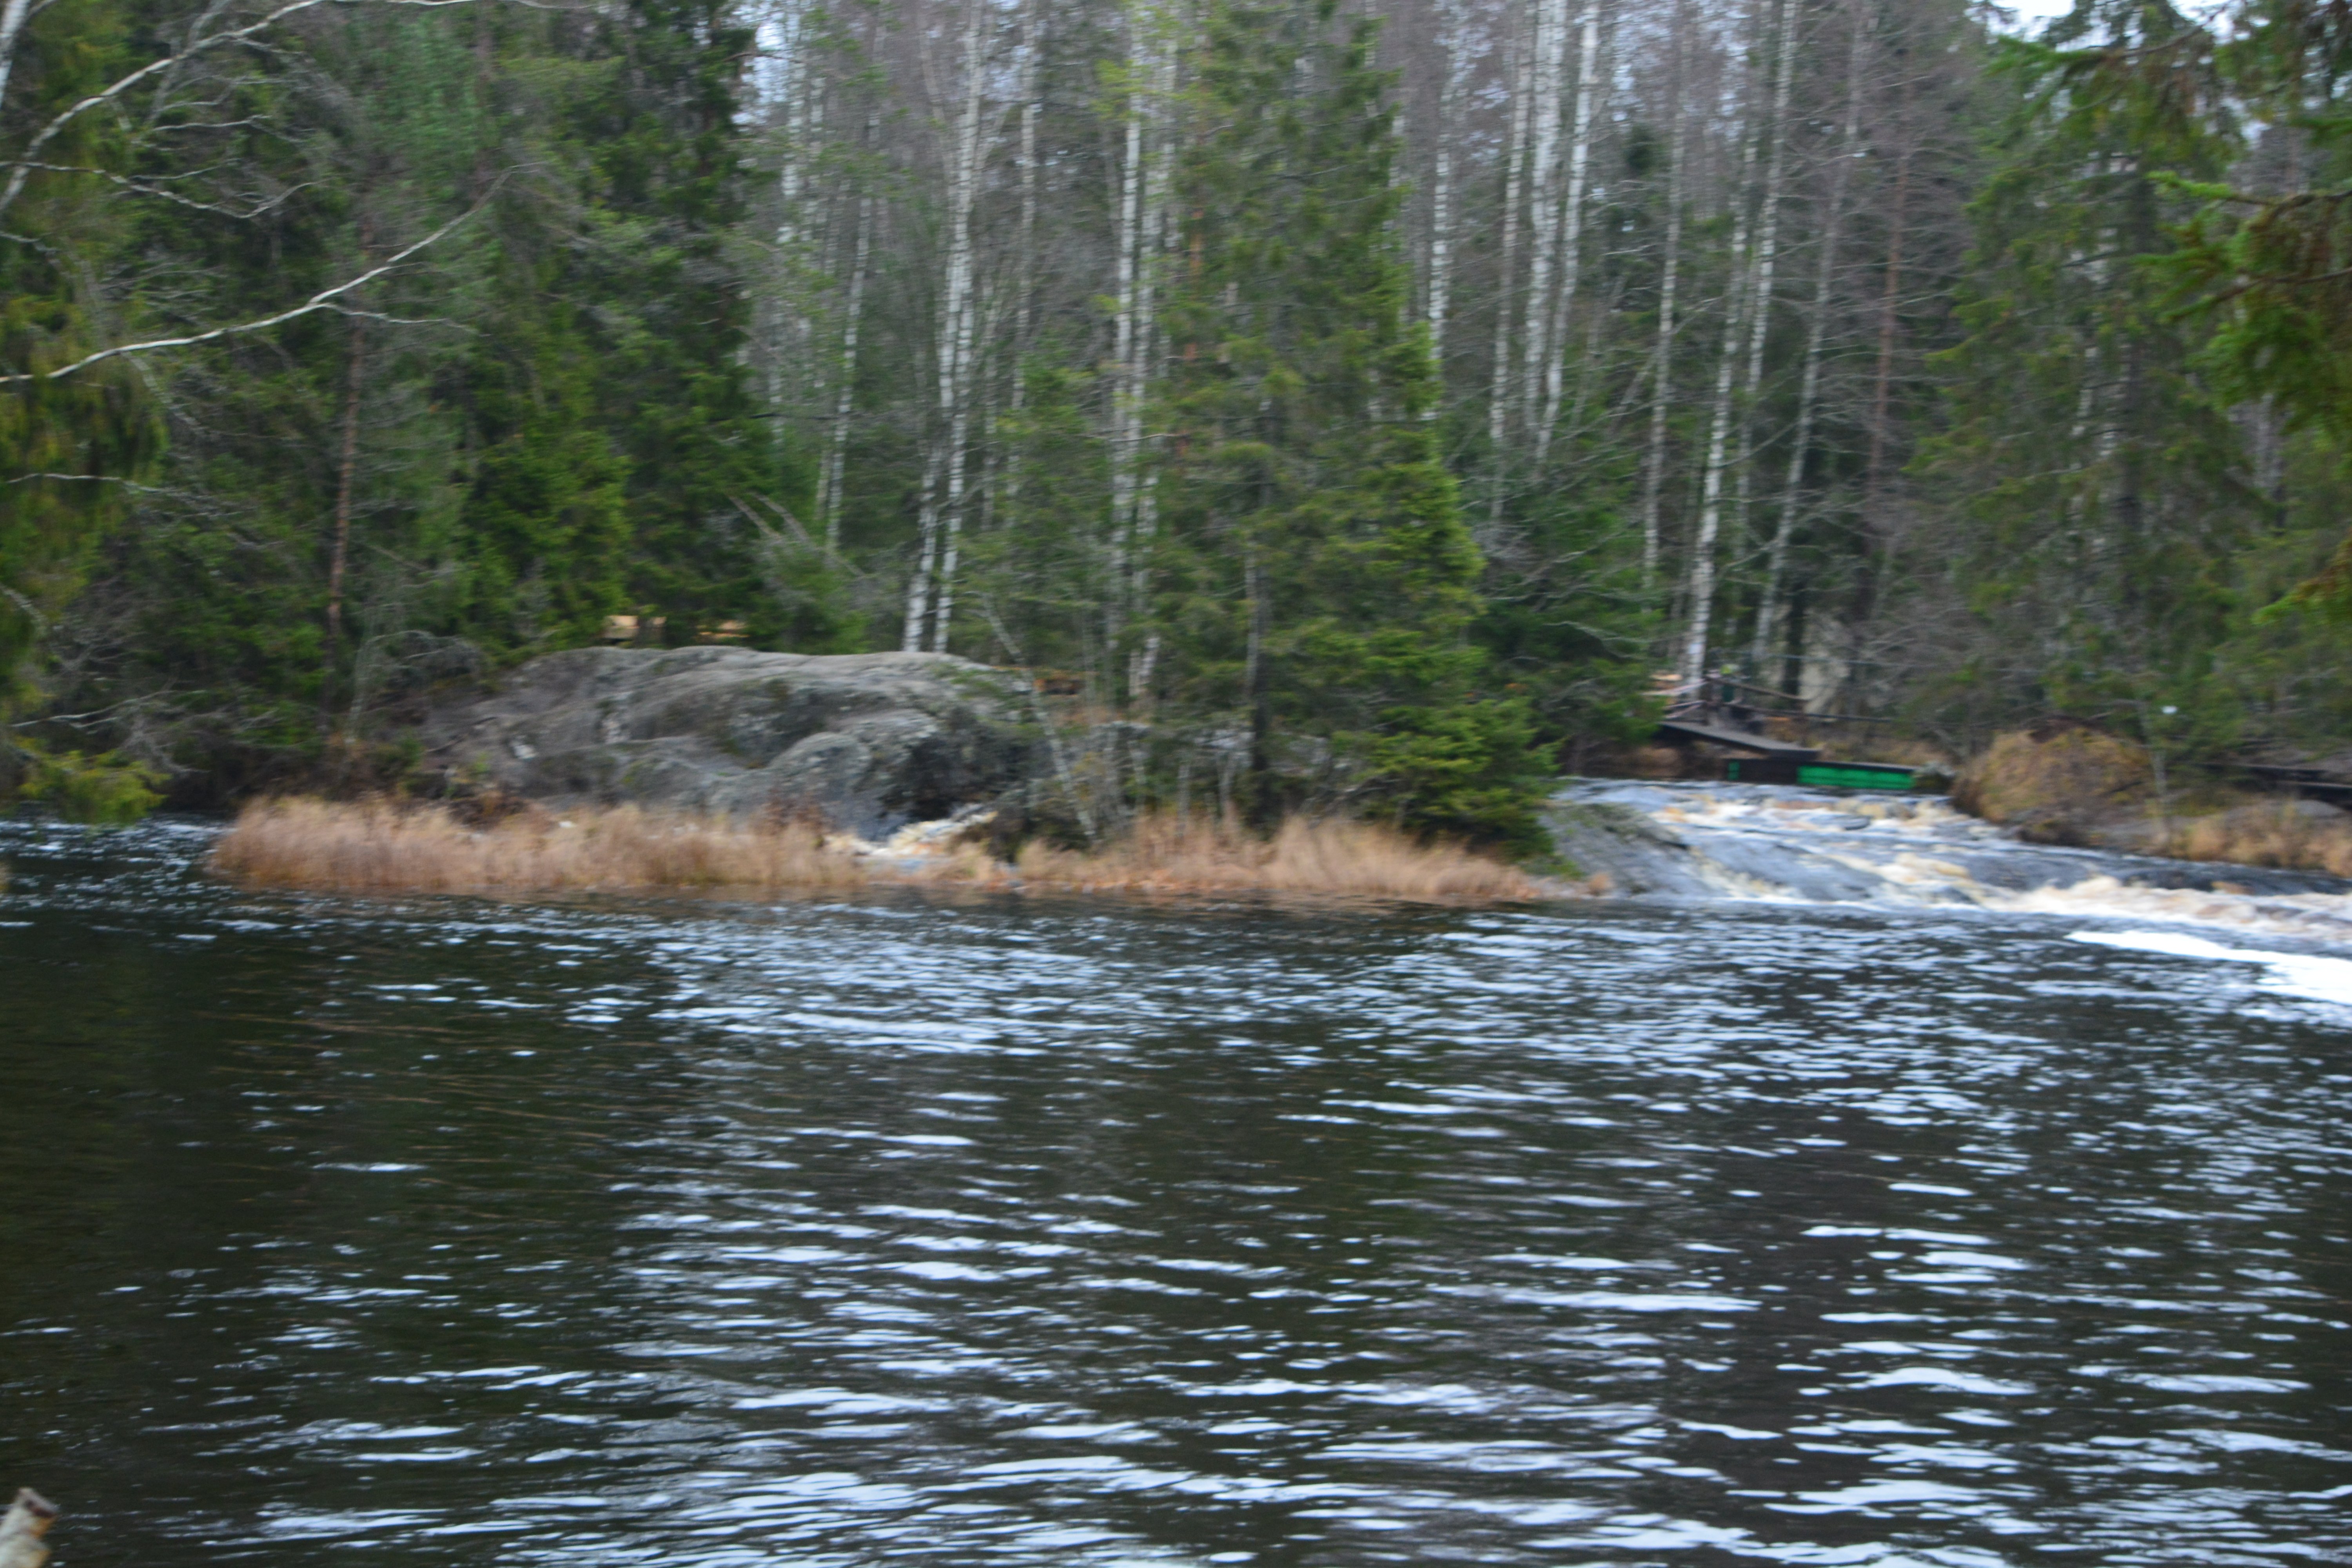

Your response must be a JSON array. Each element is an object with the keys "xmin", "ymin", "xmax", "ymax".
[
  {"xmin": 1953, "ymin": 725, "xmax": 2152, "ymax": 844},
  {"xmin": 1016, "ymin": 811, "xmax": 1542, "ymax": 901},
  {"xmin": 2156, "ymin": 801, "xmax": 2352, "ymax": 878},
  {"xmin": 213, "ymin": 797, "xmax": 871, "ymax": 893},
  {"xmin": 213, "ymin": 799, "xmax": 1543, "ymax": 904}
]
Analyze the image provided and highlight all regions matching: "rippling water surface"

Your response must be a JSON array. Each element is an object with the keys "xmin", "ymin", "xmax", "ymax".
[{"xmin": 3, "ymin": 817, "xmax": 2348, "ymax": 1566}]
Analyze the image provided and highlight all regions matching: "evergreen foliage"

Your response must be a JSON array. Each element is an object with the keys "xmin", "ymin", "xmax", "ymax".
[
  {"xmin": 1149, "ymin": 0, "xmax": 1546, "ymax": 844},
  {"xmin": 8, "ymin": 0, "xmax": 2352, "ymax": 834}
]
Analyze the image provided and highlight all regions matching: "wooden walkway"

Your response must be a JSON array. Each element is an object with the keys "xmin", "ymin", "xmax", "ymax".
[{"xmin": 1654, "ymin": 712, "xmax": 1820, "ymax": 760}]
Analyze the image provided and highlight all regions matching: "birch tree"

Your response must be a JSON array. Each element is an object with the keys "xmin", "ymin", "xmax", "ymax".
[
  {"xmin": 1725, "ymin": 0, "xmax": 1797, "ymax": 601},
  {"xmin": 1533, "ymin": 0, "xmax": 1602, "ymax": 465},
  {"xmin": 1514, "ymin": 0, "xmax": 1568, "ymax": 453},
  {"xmin": 904, "ymin": 0, "xmax": 994, "ymax": 651},
  {"xmin": 1485, "ymin": 0, "xmax": 1535, "ymax": 506},
  {"xmin": 1751, "ymin": 0, "xmax": 1865, "ymax": 674},
  {"xmin": 1423, "ymin": 0, "xmax": 1468, "ymax": 372},
  {"xmin": 1637, "ymin": 0, "xmax": 1692, "ymax": 581},
  {"xmin": 1673, "ymin": 0, "xmax": 1780, "ymax": 684}
]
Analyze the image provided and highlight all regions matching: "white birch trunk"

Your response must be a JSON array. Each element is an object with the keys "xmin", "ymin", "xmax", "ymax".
[
  {"xmin": 820, "ymin": 181, "xmax": 873, "ymax": 551},
  {"xmin": 1727, "ymin": 0, "xmax": 1797, "ymax": 579},
  {"xmin": 904, "ymin": 0, "xmax": 990, "ymax": 652},
  {"xmin": 775, "ymin": 0, "xmax": 813, "ymax": 267},
  {"xmin": 1751, "ymin": 0, "xmax": 1865, "ymax": 672},
  {"xmin": 1516, "ymin": 0, "xmax": 1568, "ymax": 436},
  {"xmin": 1637, "ymin": 0, "xmax": 1691, "ymax": 582},
  {"xmin": 0, "ymin": 0, "xmax": 40, "ymax": 119},
  {"xmin": 1485, "ymin": 2, "xmax": 1536, "ymax": 512},
  {"xmin": 1004, "ymin": 0, "xmax": 1042, "ymax": 514},
  {"xmin": 765, "ymin": 0, "xmax": 814, "ymax": 412},
  {"xmin": 1104, "ymin": 12, "xmax": 1152, "ymax": 663},
  {"xmin": 1013, "ymin": 0, "xmax": 1040, "ymax": 396},
  {"xmin": 1424, "ymin": 0, "xmax": 1468, "ymax": 379},
  {"xmin": 1126, "ymin": 31, "xmax": 1174, "ymax": 700},
  {"xmin": 925, "ymin": 0, "xmax": 993, "ymax": 653},
  {"xmin": 1675, "ymin": 7, "xmax": 1768, "ymax": 686},
  {"xmin": 1534, "ymin": 0, "xmax": 1602, "ymax": 465}
]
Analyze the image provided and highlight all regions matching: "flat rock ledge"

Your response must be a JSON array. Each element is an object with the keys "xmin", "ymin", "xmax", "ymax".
[{"xmin": 419, "ymin": 648, "xmax": 1037, "ymax": 837}]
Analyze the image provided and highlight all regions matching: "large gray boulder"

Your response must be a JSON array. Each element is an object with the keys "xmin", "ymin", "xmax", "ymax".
[{"xmin": 420, "ymin": 648, "xmax": 1036, "ymax": 835}]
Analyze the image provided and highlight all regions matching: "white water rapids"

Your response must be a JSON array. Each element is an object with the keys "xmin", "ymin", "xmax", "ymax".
[{"xmin": 1549, "ymin": 779, "xmax": 2352, "ymax": 1003}]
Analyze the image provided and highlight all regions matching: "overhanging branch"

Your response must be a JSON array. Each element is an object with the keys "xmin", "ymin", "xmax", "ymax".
[{"xmin": 0, "ymin": 178, "xmax": 504, "ymax": 385}]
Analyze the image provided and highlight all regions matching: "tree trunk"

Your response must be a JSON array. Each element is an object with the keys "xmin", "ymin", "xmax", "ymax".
[
  {"xmin": 775, "ymin": 0, "xmax": 818, "ymax": 355},
  {"xmin": 1728, "ymin": 0, "xmax": 1797, "ymax": 602},
  {"xmin": 905, "ymin": 0, "xmax": 989, "ymax": 652},
  {"xmin": 1752, "ymin": 0, "xmax": 1865, "ymax": 673},
  {"xmin": 1863, "ymin": 84, "xmax": 1912, "ymax": 508},
  {"xmin": 1243, "ymin": 536, "xmax": 1272, "ymax": 826},
  {"xmin": 1126, "ymin": 31, "xmax": 1175, "ymax": 701},
  {"xmin": 321, "ymin": 313, "xmax": 366, "ymax": 727},
  {"xmin": 1105, "ymin": 15, "xmax": 1153, "ymax": 666},
  {"xmin": 1534, "ymin": 0, "xmax": 1602, "ymax": 466},
  {"xmin": 1851, "ymin": 70, "xmax": 1913, "ymax": 644},
  {"xmin": 1485, "ymin": 0, "xmax": 1535, "ymax": 516},
  {"xmin": 1675, "ymin": 4, "xmax": 1768, "ymax": 685},
  {"xmin": 926, "ymin": 2, "xmax": 993, "ymax": 654},
  {"xmin": 1516, "ymin": 0, "xmax": 1568, "ymax": 451},
  {"xmin": 1637, "ymin": 0, "xmax": 1691, "ymax": 583},
  {"xmin": 822, "ymin": 174, "xmax": 873, "ymax": 553},
  {"xmin": 1012, "ymin": 0, "xmax": 1040, "ymax": 395},
  {"xmin": 0, "ymin": 0, "xmax": 39, "ymax": 122},
  {"xmin": 1425, "ymin": 0, "xmax": 1467, "ymax": 377},
  {"xmin": 1003, "ymin": 0, "xmax": 1042, "ymax": 516}
]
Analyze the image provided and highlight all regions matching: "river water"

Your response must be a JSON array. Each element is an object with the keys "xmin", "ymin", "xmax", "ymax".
[{"xmin": 3, "ymin": 798, "xmax": 2349, "ymax": 1567}]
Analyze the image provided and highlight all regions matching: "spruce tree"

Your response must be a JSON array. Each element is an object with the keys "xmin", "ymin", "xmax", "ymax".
[
  {"xmin": 1149, "ymin": 0, "xmax": 1546, "ymax": 847},
  {"xmin": 1923, "ymin": 0, "xmax": 2277, "ymax": 746},
  {"xmin": 0, "ymin": 0, "xmax": 160, "ymax": 717}
]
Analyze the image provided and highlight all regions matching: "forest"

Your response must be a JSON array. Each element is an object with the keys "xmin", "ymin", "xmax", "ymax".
[{"xmin": 5, "ymin": 0, "xmax": 2352, "ymax": 840}]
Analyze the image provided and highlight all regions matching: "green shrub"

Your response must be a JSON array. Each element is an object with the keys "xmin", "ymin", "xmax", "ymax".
[{"xmin": 12, "ymin": 740, "xmax": 165, "ymax": 826}]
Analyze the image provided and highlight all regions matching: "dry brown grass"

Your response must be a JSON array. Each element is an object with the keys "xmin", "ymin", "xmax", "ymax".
[
  {"xmin": 1951, "ymin": 726, "xmax": 2154, "ymax": 844},
  {"xmin": 213, "ymin": 798, "xmax": 873, "ymax": 893},
  {"xmin": 213, "ymin": 799, "xmax": 1543, "ymax": 904},
  {"xmin": 2154, "ymin": 801, "xmax": 2352, "ymax": 878},
  {"xmin": 1016, "ymin": 811, "xmax": 1541, "ymax": 901}
]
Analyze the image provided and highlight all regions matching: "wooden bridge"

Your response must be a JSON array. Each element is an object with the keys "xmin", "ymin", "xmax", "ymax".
[
  {"xmin": 1653, "ymin": 709, "xmax": 1820, "ymax": 760},
  {"xmin": 1651, "ymin": 680, "xmax": 1916, "ymax": 790}
]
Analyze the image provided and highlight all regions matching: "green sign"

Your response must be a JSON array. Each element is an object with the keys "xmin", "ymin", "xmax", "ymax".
[{"xmin": 1796, "ymin": 763, "xmax": 1915, "ymax": 791}]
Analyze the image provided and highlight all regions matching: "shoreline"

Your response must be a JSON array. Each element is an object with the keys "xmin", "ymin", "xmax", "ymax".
[{"xmin": 205, "ymin": 799, "xmax": 1552, "ymax": 906}]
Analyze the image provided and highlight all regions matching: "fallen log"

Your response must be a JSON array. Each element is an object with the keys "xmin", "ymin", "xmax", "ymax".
[{"xmin": 0, "ymin": 1489, "xmax": 57, "ymax": 1568}]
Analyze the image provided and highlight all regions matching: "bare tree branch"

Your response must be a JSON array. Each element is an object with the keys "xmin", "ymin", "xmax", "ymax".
[
  {"xmin": 6, "ymin": 472, "xmax": 171, "ymax": 490},
  {"xmin": 3, "ymin": 160, "xmax": 314, "ymax": 219},
  {"xmin": 0, "ymin": 0, "xmax": 484, "ymax": 225},
  {"xmin": 0, "ymin": 179, "xmax": 503, "ymax": 385}
]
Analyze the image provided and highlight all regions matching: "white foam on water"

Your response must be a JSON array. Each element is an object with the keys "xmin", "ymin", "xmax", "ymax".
[
  {"xmin": 1568, "ymin": 782, "xmax": 2352, "ymax": 943},
  {"xmin": 2067, "ymin": 928, "xmax": 2352, "ymax": 1007},
  {"xmin": 1985, "ymin": 875, "xmax": 2352, "ymax": 946}
]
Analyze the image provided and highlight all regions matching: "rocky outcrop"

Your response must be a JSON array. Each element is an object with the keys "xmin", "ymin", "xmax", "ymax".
[{"xmin": 419, "ymin": 648, "xmax": 1036, "ymax": 835}]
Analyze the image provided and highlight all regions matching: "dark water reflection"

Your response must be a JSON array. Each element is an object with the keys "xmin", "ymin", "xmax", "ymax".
[{"xmin": 2, "ymin": 818, "xmax": 2348, "ymax": 1566}]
